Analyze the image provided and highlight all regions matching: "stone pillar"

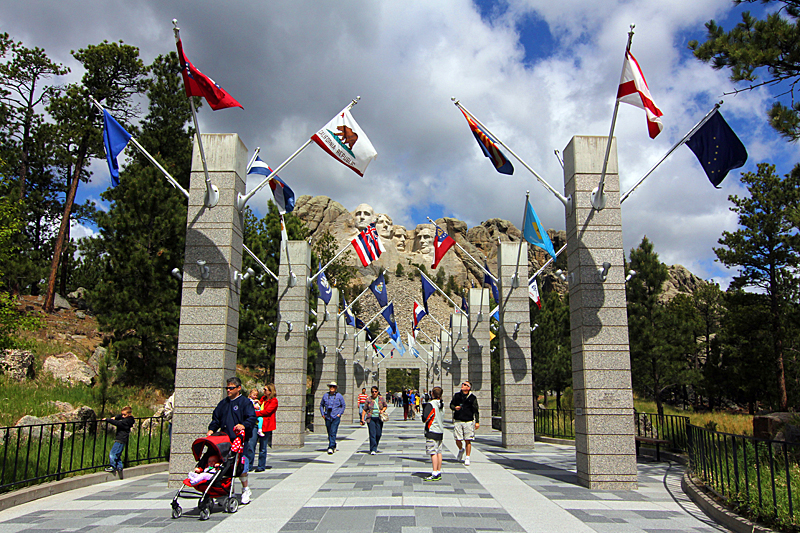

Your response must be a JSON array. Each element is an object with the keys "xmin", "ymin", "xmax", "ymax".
[
  {"xmin": 563, "ymin": 136, "xmax": 637, "ymax": 490},
  {"xmin": 169, "ymin": 134, "xmax": 248, "ymax": 486},
  {"xmin": 497, "ymin": 241, "xmax": 535, "ymax": 448},
  {"xmin": 312, "ymin": 288, "xmax": 339, "ymax": 432},
  {"xmin": 379, "ymin": 361, "xmax": 387, "ymax": 393},
  {"xmin": 441, "ymin": 327, "xmax": 454, "ymax": 420},
  {"xmin": 351, "ymin": 329, "xmax": 368, "ymax": 423},
  {"xmin": 273, "ymin": 241, "xmax": 311, "ymax": 448},
  {"xmin": 339, "ymin": 319, "xmax": 354, "ymax": 423},
  {"xmin": 469, "ymin": 288, "xmax": 491, "ymax": 433},
  {"xmin": 451, "ymin": 313, "xmax": 468, "ymax": 395}
]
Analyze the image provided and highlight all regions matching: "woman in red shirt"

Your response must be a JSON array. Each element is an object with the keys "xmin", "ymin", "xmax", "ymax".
[{"xmin": 253, "ymin": 383, "xmax": 278, "ymax": 472}]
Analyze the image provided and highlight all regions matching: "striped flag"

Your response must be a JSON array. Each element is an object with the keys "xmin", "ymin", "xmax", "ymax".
[
  {"xmin": 350, "ymin": 222, "xmax": 384, "ymax": 267},
  {"xmin": 617, "ymin": 49, "xmax": 663, "ymax": 139},
  {"xmin": 413, "ymin": 300, "xmax": 427, "ymax": 329},
  {"xmin": 459, "ymin": 108, "xmax": 513, "ymax": 175},
  {"xmin": 247, "ymin": 157, "xmax": 295, "ymax": 214}
]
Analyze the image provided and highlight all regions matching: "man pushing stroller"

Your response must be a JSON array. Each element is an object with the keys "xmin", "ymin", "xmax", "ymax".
[{"xmin": 207, "ymin": 377, "xmax": 257, "ymax": 505}]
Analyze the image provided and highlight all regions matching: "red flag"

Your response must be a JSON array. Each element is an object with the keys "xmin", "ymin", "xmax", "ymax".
[
  {"xmin": 617, "ymin": 49, "xmax": 662, "ymax": 139},
  {"xmin": 176, "ymin": 39, "xmax": 242, "ymax": 111},
  {"xmin": 431, "ymin": 225, "xmax": 455, "ymax": 269}
]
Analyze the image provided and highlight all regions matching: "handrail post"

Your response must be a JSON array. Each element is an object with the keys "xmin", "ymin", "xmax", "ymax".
[{"xmin": 56, "ymin": 423, "xmax": 66, "ymax": 481}]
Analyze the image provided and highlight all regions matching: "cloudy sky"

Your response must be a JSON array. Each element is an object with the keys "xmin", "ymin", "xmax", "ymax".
[{"xmin": 4, "ymin": 0, "xmax": 795, "ymax": 287}]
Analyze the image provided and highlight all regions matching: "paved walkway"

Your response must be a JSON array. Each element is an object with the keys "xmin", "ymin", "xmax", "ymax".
[{"xmin": 0, "ymin": 407, "xmax": 730, "ymax": 533}]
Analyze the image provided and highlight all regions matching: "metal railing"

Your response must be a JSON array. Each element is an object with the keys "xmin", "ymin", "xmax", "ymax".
[
  {"xmin": 536, "ymin": 408, "xmax": 575, "ymax": 439},
  {"xmin": 687, "ymin": 423, "xmax": 800, "ymax": 530},
  {"xmin": 0, "ymin": 416, "xmax": 169, "ymax": 493}
]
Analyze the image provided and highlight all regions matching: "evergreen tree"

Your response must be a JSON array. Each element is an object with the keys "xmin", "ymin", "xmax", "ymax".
[
  {"xmin": 530, "ymin": 291, "xmax": 571, "ymax": 409},
  {"xmin": 715, "ymin": 163, "xmax": 800, "ymax": 410}
]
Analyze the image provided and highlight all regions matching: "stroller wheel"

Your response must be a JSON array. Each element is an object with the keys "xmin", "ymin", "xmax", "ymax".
[
  {"xmin": 199, "ymin": 507, "xmax": 210, "ymax": 521},
  {"xmin": 171, "ymin": 505, "xmax": 182, "ymax": 519},
  {"xmin": 226, "ymin": 497, "xmax": 239, "ymax": 513}
]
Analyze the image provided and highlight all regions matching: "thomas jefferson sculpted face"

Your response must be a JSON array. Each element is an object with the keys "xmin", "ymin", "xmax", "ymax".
[
  {"xmin": 376, "ymin": 214, "xmax": 393, "ymax": 239},
  {"xmin": 353, "ymin": 204, "xmax": 375, "ymax": 231},
  {"xmin": 393, "ymin": 225, "xmax": 407, "ymax": 251}
]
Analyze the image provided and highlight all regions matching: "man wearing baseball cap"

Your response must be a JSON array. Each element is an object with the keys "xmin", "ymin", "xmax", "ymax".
[{"xmin": 319, "ymin": 381, "xmax": 346, "ymax": 454}]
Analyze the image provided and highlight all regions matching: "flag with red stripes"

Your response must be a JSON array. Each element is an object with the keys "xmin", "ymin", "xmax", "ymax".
[
  {"xmin": 617, "ymin": 49, "xmax": 663, "ymax": 139},
  {"xmin": 350, "ymin": 223, "xmax": 384, "ymax": 267}
]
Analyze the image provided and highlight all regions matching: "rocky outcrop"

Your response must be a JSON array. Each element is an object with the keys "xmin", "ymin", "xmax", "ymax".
[
  {"xmin": 660, "ymin": 265, "xmax": 707, "ymax": 303},
  {"xmin": 1, "ymin": 349, "xmax": 34, "ymax": 381},
  {"xmin": 42, "ymin": 352, "xmax": 94, "ymax": 385}
]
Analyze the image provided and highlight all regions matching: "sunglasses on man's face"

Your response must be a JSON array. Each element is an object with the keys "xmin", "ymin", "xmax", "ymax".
[{"xmin": 225, "ymin": 386, "xmax": 238, "ymax": 391}]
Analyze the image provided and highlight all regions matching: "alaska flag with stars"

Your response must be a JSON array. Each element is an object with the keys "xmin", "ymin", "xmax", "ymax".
[{"xmin": 686, "ymin": 110, "xmax": 747, "ymax": 188}]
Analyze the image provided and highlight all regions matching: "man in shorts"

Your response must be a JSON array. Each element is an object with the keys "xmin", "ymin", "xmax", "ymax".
[
  {"xmin": 422, "ymin": 386, "xmax": 444, "ymax": 481},
  {"xmin": 450, "ymin": 380, "xmax": 479, "ymax": 466}
]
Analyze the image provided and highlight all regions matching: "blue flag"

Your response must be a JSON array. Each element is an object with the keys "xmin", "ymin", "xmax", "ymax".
[
  {"xmin": 686, "ymin": 110, "xmax": 748, "ymax": 188},
  {"xmin": 386, "ymin": 325, "xmax": 406, "ymax": 356},
  {"xmin": 381, "ymin": 302, "xmax": 397, "ymax": 335},
  {"xmin": 369, "ymin": 271, "xmax": 388, "ymax": 308},
  {"xmin": 483, "ymin": 261, "xmax": 499, "ymax": 304},
  {"xmin": 342, "ymin": 296, "xmax": 355, "ymax": 327},
  {"xmin": 490, "ymin": 306, "xmax": 499, "ymax": 321},
  {"xmin": 523, "ymin": 200, "xmax": 556, "ymax": 260},
  {"xmin": 248, "ymin": 157, "xmax": 296, "ymax": 214},
  {"xmin": 316, "ymin": 262, "xmax": 332, "ymax": 305},
  {"xmin": 461, "ymin": 293, "xmax": 469, "ymax": 315},
  {"xmin": 102, "ymin": 109, "xmax": 132, "ymax": 187},
  {"xmin": 421, "ymin": 275, "xmax": 436, "ymax": 314}
]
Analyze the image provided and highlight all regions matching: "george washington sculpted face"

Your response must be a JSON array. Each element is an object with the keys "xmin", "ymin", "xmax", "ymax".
[{"xmin": 353, "ymin": 203, "xmax": 375, "ymax": 231}]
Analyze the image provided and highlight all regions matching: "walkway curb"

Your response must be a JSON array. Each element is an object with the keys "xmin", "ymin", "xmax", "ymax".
[
  {"xmin": 681, "ymin": 471, "xmax": 773, "ymax": 533},
  {"xmin": 0, "ymin": 461, "xmax": 168, "ymax": 512}
]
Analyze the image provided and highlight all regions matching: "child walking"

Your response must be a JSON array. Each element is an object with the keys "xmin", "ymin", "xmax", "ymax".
[
  {"xmin": 104, "ymin": 406, "xmax": 135, "ymax": 478},
  {"xmin": 422, "ymin": 387, "xmax": 444, "ymax": 481}
]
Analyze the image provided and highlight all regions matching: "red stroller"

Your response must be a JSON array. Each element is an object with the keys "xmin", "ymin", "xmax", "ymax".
[{"xmin": 170, "ymin": 434, "xmax": 243, "ymax": 520}]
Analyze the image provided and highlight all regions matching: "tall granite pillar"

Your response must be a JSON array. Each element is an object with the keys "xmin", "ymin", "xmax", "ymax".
[
  {"xmin": 312, "ymin": 288, "xmax": 339, "ymax": 432},
  {"xmin": 169, "ymin": 134, "xmax": 248, "ymax": 486},
  {"xmin": 351, "ymin": 329, "xmax": 368, "ymax": 423},
  {"xmin": 563, "ymin": 136, "xmax": 637, "ymax": 489},
  {"xmin": 273, "ymin": 241, "xmax": 311, "ymax": 448},
  {"xmin": 497, "ymin": 241, "xmax": 535, "ymax": 448},
  {"xmin": 379, "ymin": 361, "xmax": 387, "ymax": 393},
  {"xmin": 337, "ymin": 315, "xmax": 352, "ymax": 422},
  {"xmin": 451, "ymin": 313, "xmax": 468, "ymax": 394},
  {"xmin": 441, "ymin": 328, "xmax": 454, "ymax": 419},
  {"xmin": 469, "ymin": 288, "xmax": 491, "ymax": 433}
]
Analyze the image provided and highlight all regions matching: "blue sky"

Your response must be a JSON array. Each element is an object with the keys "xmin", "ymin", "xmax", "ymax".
[{"xmin": 3, "ymin": 0, "xmax": 797, "ymax": 288}]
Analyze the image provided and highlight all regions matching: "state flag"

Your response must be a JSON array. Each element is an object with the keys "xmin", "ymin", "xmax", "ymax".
[
  {"xmin": 342, "ymin": 296, "xmax": 355, "ymax": 327},
  {"xmin": 685, "ymin": 110, "xmax": 747, "ymax": 188},
  {"xmin": 176, "ymin": 38, "xmax": 242, "ymax": 110},
  {"xmin": 523, "ymin": 200, "xmax": 556, "ymax": 260},
  {"xmin": 431, "ymin": 225, "xmax": 456, "ymax": 269},
  {"xmin": 459, "ymin": 108, "xmax": 514, "ymax": 174},
  {"xmin": 369, "ymin": 271, "xmax": 389, "ymax": 308},
  {"xmin": 483, "ymin": 261, "xmax": 499, "ymax": 304},
  {"xmin": 247, "ymin": 157, "xmax": 296, "ymax": 214},
  {"xmin": 351, "ymin": 223, "xmax": 384, "ymax": 267},
  {"xmin": 311, "ymin": 107, "xmax": 377, "ymax": 176},
  {"xmin": 421, "ymin": 276, "xmax": 436, "ymax": 314},
  {"xmin": 102, "ymin": 109, "xmax": 132, "ymax": 187},
  {"xmin": 316, "ymin": 262, "xmax": 332, "ymax": 305},
  {"xmin": 461, "ymin": 293, "xmax": 469, "ymax": 315},
  {"xmin": 381, "ymin": 302, "xmax": 397, "ymax": 335},
  {"xmin": 387, "ymin": 326, "xmax": 406, "ymax": 356},
  {"xmin": 617, "ymin": 49, "xmax": 663, "ymax": 139},
  {"xmin": 529, "ymin": 278, "xmax": 541, "ymax": 309},
  {"xmin": 413, "ymin": 300, "xmax": 427, "ymax": 329}
]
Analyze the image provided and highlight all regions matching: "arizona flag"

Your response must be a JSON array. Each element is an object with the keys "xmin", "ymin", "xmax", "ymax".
[
  {"xmin": 176, "ymin": 39, "xmax": 242, "ymax": 110},
  {"xmin": 529, "ymin": 278, "xmax": 541, "ymax": 309},
  {"xmin": 413, "ymin": 300, "xmax": 427, "ymax": 329},
  {"xmin": 617, "ymin": 49, "xmax": 663, "ymax": 139},
  {"xmin": 247, "ymin": 157, "xmax": 296, "ymax": 214},
  {"xmin": 431, "ymin": 225, "xmax": 456, "ymax": 269},
  {"xmin": 311, "ymin": 107, "xmax": 377, "ymax": 177},
  {"xmin": 459, "ymin": 108, "xmax": 513, "ymax": 175}
]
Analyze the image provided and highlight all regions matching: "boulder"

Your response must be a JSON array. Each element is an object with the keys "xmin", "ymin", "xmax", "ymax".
[
  {"xmin": 67, "ymin": 287, "xmax": 87, "ymax": 300},
  {"xmin": 45, "ymin": 400, "xmax": 75, "ymax": 413},
  {"xmin": 13, "ymin": 415, "xmax": 71, "ymax": 440},
  {"xmin": 1, "ymin": 349, "xmax": 35, "ymax": 381},
  {"xmin": 75, "ymin": 311, "xmax": 86, "ymax": 319},
  {"xmin": 53, "ymin": 293, "xmax": 71, "ymax": 310},
  {"xmin": 42, "ymin": 352, "xmax": 94, "ymax": 385},
  {"xmin": 754, "ymin": 412, "xmax": 797, "ymax": 441}
]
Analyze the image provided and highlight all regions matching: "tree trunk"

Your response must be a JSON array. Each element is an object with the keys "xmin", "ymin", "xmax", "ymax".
[
  {"xmin": 44, "ymin": 139, "xmax": 88, "ymax": 313},
  {"xmin": 59, "ymin": 228, "xmax": 70, "ymax": 297}
]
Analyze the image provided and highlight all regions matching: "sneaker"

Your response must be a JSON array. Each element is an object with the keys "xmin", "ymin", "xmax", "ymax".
[
  {"xmin": 423, "ymin": 474, "xmax": 442, "ymax": 482},
  {"xmin": 104, "ymin": 466, "xmax": 115, "ymax": 473},
  {"xmin": 464, "ymin": 456, "xmax": 470, "ymax": 466},
  {"xmin": 370, "ymin": 451, "xmax": 376, "ymax": 455},
  {"xmin": 456, "ymin": 449, "xmax": 464, "ymax": 462},
  {"xmin": 327, "ymin": 448, "xmax": 333, "ymax": 455},
  {"xmin": 241, "ymin": 487, "xmax": 252, "ymax": 505},
  {"xmin": 254, "ymin": 467, "xmax": 265, "ymax": 472},
  {"xmin": 117, "ymin": 469, "xmax": 124, "ymax": 480}
]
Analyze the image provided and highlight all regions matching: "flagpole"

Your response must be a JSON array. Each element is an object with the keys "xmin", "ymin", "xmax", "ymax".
[
  {"xmin": 423, "ymin": 309, "xmax": 452, "ymax": 338},
  {"xmin": 426, "ymin": 216, "xmax": 497, "ymax": 282},
  {"xmin": 339, "ymin": 284, "xmax": 372, "ymax": 318},
  {"xmin": 512, "ymin": 191, "xmax": 530, "ymax": 288},
  {"xmin": 88, "ymin": 95, "xmax": 190, "ymax": 199},
  {"xmin": 478, "ymin": 283, "xmax": 485, "ymax": 322},
  {"xmin": 242, "ymin": 244, "xmax": 279, "ymax": 282},
  {"xmin": 620, "ymin": 103, "xmax": 722, "ymax": 204},
  {"xmin": 452, "ymin": 99, "xmax": 571, "ymax": 211},
  {"xmin": 310, "ymin": 240, "xmax": 352, "ymax": 284},
  {"xmin": 417, "ymin": 268, "xmax": 461, "ymax": 309},
  {"xmin": 245, "ymin": 147, "xmax": 261, "ymax": 174},
  {"xmin": 528, "ymin": 243, "xmax": 567, "ymax": 284},
  {"xmin": 593, "ymin": 25, "xmax": 635, "ymax": 212},
  {"xmin": 173, "ymin": 20, "xmax": 220, "ymax": 209},
  {"xmin": 237, "ymin": 96, "xmax": 361, "ymax": 212},
  {"xmin": 355, "ymin": 302, "xmax": 393, "ymax": 356},
  {"xmin": 278, "ymin": 213, "xmax": 298, "ymax": 286}
]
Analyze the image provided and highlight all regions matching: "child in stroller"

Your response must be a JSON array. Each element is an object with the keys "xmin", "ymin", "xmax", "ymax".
[{"xmin": 170, "ymin": 433, "xmax": 243, "ymax": 520}]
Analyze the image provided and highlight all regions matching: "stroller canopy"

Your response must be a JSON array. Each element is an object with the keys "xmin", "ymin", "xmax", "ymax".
[{"xmin": 191, "ymin": 434, "xmax": 232, "ymax": 462}]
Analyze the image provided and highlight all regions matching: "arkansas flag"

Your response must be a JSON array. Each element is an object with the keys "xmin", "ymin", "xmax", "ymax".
[
  {"xmin": 311, "ymin": 107, "xmax": 377, "ymax": 176},
  {"xmin": 617, "ymin": 49, "xmax": 663, "ymax": 139},
  {"xmin": 529, "ymin": 278, "xmax": 542, "ymax": 309},
  {"xmin": 176, "ymin": 39, "xmax": 242, "ymax": 111},
  {"xmin": 431, "ymin": 225, "xmax": 456, "ymax": 269}
]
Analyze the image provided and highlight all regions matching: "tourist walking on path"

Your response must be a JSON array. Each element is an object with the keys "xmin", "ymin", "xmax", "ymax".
[
  {"xmin": 253, "ymin": 384, "xmax": 278, "ymax": 472},
  {"xmin": 320, "ymin": 381, "xmax": 345, "ymax": 454},
  {"xmin": 402, "ymin": 389, "xmax": 409, "ymax": 420},
  {"xmin": 358, "ymin": 387, "xmax": 368, "ymax": 421},
  {"xmin": 450, "ymin": 380, "xmax": 479, "ymax": 466},
  {"xmin": 207, "ymin": 377, "xmax": 257, "ymax": 504},
  {"xmin": 408, "ymin": 390, "xmax": 417, "ymax": 420},
  {"xmin": 361, "ymin": 386, "xmax": 388, "ymax": 454},
  {"xmin": 423, "ymin": 386, "xmax": 444, "ymax": 481}
]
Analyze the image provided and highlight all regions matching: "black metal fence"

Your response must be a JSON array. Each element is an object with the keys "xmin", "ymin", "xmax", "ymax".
[
  {"xmin": 0, "ymin": 416, "xmax": 170, "ymax": 493},
  {"xmin": 536, "ymin": 408, "xmax": 576, "ymax": 439},
  {"xmin": 686, "ymin": 423, "xmax": 800, "ymax": 530}
]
